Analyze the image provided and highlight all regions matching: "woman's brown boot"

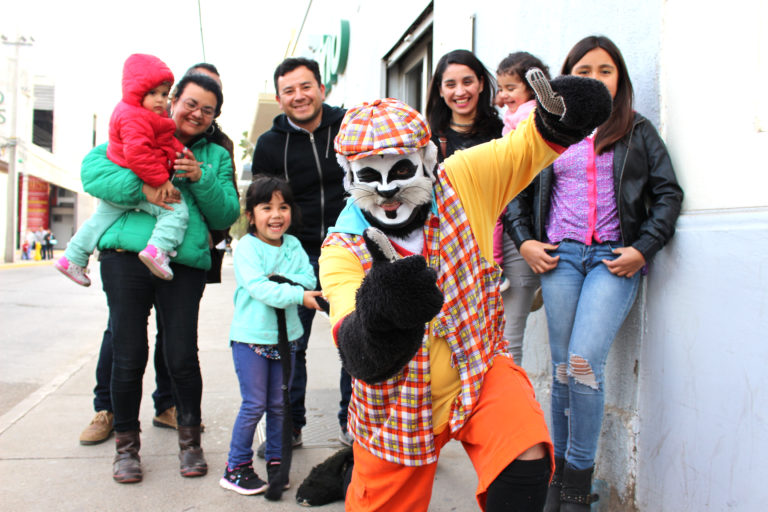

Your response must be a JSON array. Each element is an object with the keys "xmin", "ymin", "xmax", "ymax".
[
  {"xmin": 113, "ymin": 430, "xmax": 142, "ymax": 483},
  {"xmin": 178, "ymin": 425, "xmax": 208, "ymax": 477}
]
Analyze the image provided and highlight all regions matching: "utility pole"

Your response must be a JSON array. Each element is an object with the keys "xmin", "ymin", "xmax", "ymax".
[{"xmin": 2, "ymin": 35, "xmax": 33, "ymax": 263}]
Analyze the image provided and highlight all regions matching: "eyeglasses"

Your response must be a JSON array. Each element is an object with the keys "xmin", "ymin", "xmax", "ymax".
[{"xmin": 180, "ymin": 98, "xmax": 216, "ymax": 118}]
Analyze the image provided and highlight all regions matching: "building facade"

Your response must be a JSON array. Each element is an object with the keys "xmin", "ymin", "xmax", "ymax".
[{"xmin": 1, "ymin": 41, "xmax": 91, "ymax": 262}]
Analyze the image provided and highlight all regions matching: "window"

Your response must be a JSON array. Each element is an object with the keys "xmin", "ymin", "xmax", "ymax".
[
  {"xmin": 33, "ymin": 109, "xmax": 53, "ymax": 151},
  {"xmin": 33, "ymin": 84, "xmax": 55, "ymax": 152},
  {"xmin": 384, "ymin": 5, "xmax": 433, "ymax": 114}
]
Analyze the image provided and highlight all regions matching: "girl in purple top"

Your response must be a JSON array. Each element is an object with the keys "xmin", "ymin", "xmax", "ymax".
[{"xmin": 504, "ymin": 36, "xmax": 683, "ymax": 511}]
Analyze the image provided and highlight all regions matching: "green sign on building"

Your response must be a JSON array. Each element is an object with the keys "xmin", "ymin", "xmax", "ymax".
[{"xmin": 320, "ymin": 20, "xmax": 350, "ymax": 95}]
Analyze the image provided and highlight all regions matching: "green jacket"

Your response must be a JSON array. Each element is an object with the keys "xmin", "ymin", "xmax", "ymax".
[{"xmin": 81, "ymin": 138, "xmax": 240, "ymax": 270}]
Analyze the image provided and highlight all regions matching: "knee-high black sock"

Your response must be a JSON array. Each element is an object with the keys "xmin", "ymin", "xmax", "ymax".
[{"xmin": 486, "ymin": 457, "xmax": 550, "ymax": 512}]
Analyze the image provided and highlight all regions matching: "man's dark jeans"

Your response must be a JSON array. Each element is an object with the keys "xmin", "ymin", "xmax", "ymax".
[
  {"xmin": 292, "ymin": 253, "xmax": 352, "ymax": 432},
  {"xmin": 93, "ymin": 317, "xmax": 174, "ymax": 416}
]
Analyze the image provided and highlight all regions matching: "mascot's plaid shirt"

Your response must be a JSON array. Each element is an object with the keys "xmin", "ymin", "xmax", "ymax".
[{"xmin": 324, "ymin": 167, "xmax": 511, "ymax": 466}]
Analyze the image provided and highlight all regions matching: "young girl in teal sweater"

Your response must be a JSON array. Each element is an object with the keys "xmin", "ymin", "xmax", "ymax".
[{"xmin": 220, "ymin": 175, "xmax": 323, "ymax": 498}]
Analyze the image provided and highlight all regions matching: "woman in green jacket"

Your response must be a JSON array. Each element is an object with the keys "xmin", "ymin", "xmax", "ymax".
[{"xmin": 81, "ymin": 74, "xmax": 240, "ymax": 483}]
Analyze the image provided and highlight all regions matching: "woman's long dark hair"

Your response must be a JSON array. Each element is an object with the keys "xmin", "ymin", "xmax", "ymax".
[
  {"xmin": 562, "ymin": 36, "xmax": 634, "ymax": 154},
  {"xmin": 426, "ymin": 49, "xmax": 502, "ymax": 138}
]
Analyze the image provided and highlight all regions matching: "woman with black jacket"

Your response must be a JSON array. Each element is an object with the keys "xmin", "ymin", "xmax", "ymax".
[{"xmin": 503, "ymin": 36, "xmax": 683, "ymax": 512}]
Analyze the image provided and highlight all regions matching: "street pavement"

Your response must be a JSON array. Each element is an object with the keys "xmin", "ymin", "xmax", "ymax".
[{"xmin": 0, "ymin": 254, "xmax": 479, "ymax": 511}]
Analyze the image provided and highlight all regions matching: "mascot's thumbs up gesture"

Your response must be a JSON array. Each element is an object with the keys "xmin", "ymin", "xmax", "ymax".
[
  {"xmin": 306, "ymin": 72, "xmax": 611, "ymax": 511},
  {"xmin": 338, "ymin": 226, "xmax": 444, "ymax": 383}
]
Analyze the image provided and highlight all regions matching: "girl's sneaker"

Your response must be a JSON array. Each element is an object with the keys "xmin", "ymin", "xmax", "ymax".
[
  {"xmin": 54, "ymin": 256, "xmax": 91, "ymax": 287},
  {"xmin": 138, "ymin": 244, "xmax": 174, "ymax": 280},
  {"xmin": 219, "ymin": 462, "xmax": 268, "ymax": 495}
]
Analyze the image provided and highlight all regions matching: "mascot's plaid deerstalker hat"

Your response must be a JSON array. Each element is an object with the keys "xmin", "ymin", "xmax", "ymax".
[{"xmin": 334, "ymin": 98, "xmax": 432, "ymax": 161}]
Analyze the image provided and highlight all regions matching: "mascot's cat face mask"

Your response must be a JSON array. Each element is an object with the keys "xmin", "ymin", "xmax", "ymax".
[{"xmin": 338, "ymin": 143, "xmax": 438, "ymax": 228}]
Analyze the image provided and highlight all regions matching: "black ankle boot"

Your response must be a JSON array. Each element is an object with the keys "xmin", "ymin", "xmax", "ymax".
[
  {"xmin": 113, "ymin": 430, "xmax": 142, "ymax": 483},
  {"xmin": 178, "ymin": 425, "xmax": 207, "ymax": 477},
  {"xmin": 560, "ymin": 464, "xmax": 599, "ymax": 511},
  {"xmin": 543, "ymin": 457, "xmax": 564, "ymax": 512}
]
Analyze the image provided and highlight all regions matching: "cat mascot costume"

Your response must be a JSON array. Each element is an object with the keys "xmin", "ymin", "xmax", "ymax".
[{"xmin": 296, "ymin": 70, "xmax": 612, "ymax": 511}]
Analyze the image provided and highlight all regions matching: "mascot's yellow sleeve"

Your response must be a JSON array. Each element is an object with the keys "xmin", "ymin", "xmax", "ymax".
[
  {"xmin": 443, "ymin": 114, "xmax": 561, "ymax": 262},
  {"xmin": 319, "ymin": 245, "xmax": 363, "ymax": 329}
]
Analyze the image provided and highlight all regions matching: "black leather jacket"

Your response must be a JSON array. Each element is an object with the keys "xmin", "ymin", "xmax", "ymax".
[{"xmin": 503, "ymin": 113, "xmax": 683, "ymax": 261}]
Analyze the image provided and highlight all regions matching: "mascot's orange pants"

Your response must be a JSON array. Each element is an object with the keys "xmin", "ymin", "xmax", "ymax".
[{"xmin": 345, "ymin": 357, "xmax": 553, "ymax": 512}]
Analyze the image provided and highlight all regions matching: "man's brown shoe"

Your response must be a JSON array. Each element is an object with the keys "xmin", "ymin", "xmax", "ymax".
[
  {"xmin": 80, "ymin": 410, "xmax": 114, "ymax": 445},
  {"xmin": 153, "ymin": 406, "xmax": 205, "ymax": 432},
  {"xmin": 152, "ymin": 406, "xmax": 177, "ymax": 429}
]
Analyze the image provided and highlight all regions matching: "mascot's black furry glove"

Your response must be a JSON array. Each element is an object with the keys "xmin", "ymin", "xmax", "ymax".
[
  {"xmin": 337, "ymin": 227, "xmax": 444, "ymax": 384},
  {"xmin": 526, "ymin": 68, "xmax": 613, "ymax": 147}
]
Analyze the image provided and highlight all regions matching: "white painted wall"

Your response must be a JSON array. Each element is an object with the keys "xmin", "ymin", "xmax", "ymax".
[
  {"xmin": 634, "ymin": 2, "xmax": 768, "ymax": 510},
  {"xmin": 638, "ymin": 210, "xmax": 768, "ymax": 511},
  {"xmin": 661, "ymin": 2, "xmax": 768, "ymax": 211}
]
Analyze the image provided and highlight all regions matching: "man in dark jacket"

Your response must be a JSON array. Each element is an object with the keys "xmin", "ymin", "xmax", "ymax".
[{"xmin": 251, "ymin": 57, "xmax": 352, "ymax": 456}]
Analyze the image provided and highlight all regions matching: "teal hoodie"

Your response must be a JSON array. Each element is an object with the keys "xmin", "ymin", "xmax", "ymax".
[
  {"xmin": 229, "ymin": 233, "xmax": 316, "ymax": 345},
  {"xmin": 81, "ymin": 139, "xmax": 240, "ymax": 270}
]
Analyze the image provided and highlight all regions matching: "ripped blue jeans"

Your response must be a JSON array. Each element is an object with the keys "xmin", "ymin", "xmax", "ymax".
[{"xmin": 540, "ymin": 240, "xmax": 640, "ymax": 470}]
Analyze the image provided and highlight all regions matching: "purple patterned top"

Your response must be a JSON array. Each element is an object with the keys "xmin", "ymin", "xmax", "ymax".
[{"xmin": 546, "ymin": 137, "xmax": 621, "ymax": 245}]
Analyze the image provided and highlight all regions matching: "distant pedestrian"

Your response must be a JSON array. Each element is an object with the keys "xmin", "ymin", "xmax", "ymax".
[
  {"xmin": 505, "ymin": 35, "xmax": 683, "ymax": 510},
  {"xmin": 25, "ymin": 229, "xmax": 35, "ymax": 260},
  {"xmin": 43, "ymin": 229, "xmax": 54, "ymax": 259},
  {"xmin": 34, "ymin": 227, "xmax": 45, "ymax": 261},
  {"xmin": 21, "ymin": 239, "xmax": 30, "ymax": 260},
  {"xmin": 48, "ymin": 231, "xmax": 57, "ymax": 258},
  {"xmin": 55, "ymin": 53, "xmax": 190, "ymax": 287},
  {"xmin": 219, "ymin": 175, "xmax": 322, "ymax": 499}
]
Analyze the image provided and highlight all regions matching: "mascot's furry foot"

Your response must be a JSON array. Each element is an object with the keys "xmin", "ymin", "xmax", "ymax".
[{"xmin": 296, "ymin": 446, "xmax": 354, "ymax": 507}]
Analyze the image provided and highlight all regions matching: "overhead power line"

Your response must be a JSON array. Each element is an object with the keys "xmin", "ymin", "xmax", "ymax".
[{"xmin": 197, "ymin": 0, "xmax": 206, "ymax": 61}]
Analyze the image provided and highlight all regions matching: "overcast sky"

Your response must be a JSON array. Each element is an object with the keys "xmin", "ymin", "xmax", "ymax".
[{"xmin": 3, "ymin": 0, "xmax": 313, "ymax": 165}]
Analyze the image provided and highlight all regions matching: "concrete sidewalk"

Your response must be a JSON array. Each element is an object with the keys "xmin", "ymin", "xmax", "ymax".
[{"xmin": 0, "ymin": 260, "xmax": 479, "ymax": 511}]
